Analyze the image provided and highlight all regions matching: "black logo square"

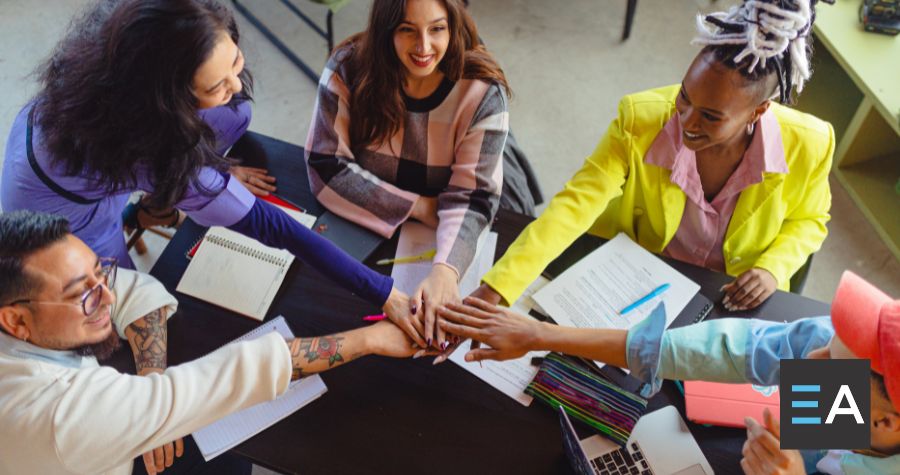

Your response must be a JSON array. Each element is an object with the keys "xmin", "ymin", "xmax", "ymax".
[{"xmin": 780, "ymin": 359, "xmax": 870, "ymax": 450}]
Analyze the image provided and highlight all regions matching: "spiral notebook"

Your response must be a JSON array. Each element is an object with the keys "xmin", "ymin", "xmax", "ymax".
[
  {"xmin": 193, "ymin": 316, "xmax": 328, "ymax": 460},
  {"xmin": 177, "ymin": 227, "xmax": 294, "ymax": 321}
]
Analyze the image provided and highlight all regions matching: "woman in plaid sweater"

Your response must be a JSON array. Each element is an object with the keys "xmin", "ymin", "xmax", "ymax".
[{"xmin": 305, "ymin": 0, "xmax": 510, "ymax": 350}]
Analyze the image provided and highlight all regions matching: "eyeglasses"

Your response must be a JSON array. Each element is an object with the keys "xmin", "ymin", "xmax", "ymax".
[{"xmin": 3, "ymin": 257, "xmax": 118, "ymax": 317}]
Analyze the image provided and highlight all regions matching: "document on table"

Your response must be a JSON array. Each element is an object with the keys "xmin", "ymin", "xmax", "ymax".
[
  {"xmin": 193, "ymin": 317, "xmax": 328, "ymax": 461},
  {"xmin": 533, "ymin": 232, "xmax": 700, "ymax": 332},
  {"xmin": 390, "ymin": 222, "xmax": 497, "ymax": 296},
  {"xmin": 448, "ymin": 276, "xmax": 551, "ymax": 406},
  {"xmin": 276, "ymin": 205, "xmax": 317, "ymax": 229}
]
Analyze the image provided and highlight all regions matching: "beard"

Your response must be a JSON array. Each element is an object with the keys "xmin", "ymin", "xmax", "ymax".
[{"xmin": 73, "ymin": 323, "xmax": 122, "ymax": 361}]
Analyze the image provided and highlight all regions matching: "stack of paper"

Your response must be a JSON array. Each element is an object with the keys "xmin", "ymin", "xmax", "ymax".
[
  {"xmin": 192, "ymin": 317, "xmax": 328, "ymax": 460},
  {"xmin": 533, "ymin": 233, "xmax": 700, "ymax": 334}
]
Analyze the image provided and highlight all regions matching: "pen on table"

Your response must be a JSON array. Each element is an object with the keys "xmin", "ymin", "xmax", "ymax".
[
  {"xmin": 619, "ymin": 283, "xmax": 670, "ymax": 315},
  {"xmin": 273, "ymin": 194, "xmax": 308, "ymax": 214},
  {"xmin": 362, "ymin": 313, "xmax": 387, "ymax": 322},
  {"xmin": 376, "ymin": 248, "xmax": 436, "ymax": 266}
]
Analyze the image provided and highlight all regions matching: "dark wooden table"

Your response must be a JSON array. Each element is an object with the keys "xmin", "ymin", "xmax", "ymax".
[{"xmin": 109, "ymin": 132, "xmax": 830, "ymax": 475}]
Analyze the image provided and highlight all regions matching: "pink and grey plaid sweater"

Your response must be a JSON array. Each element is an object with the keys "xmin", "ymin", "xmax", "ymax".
[{"xmin": 305, "ymin": 47, "xmax": 508, "ymax": 276}]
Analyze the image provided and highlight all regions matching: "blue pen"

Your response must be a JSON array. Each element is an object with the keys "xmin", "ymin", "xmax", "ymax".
[{"xmin": 619, "ymin": 283, "xmax": 670, "ymax": 315}]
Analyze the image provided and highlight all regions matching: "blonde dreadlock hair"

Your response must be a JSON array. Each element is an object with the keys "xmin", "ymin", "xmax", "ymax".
[{"xmin": 691, "ymin": 0, "xmax": 833, "ymax": 104}]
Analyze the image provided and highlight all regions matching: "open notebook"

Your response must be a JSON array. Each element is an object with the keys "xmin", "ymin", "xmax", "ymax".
[
  {"xmin": 177, "ymin": 227, "xmax": 294, "ymax": 321},
  {"xmin": 193, "ymin": 316, "xmax": 328, "ymax": 461}
]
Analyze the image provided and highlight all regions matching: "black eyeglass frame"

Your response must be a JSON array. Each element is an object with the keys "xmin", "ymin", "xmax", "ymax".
[{"xmin": 2, "ymin": 257, "xmax": 118, "ymax": 317}]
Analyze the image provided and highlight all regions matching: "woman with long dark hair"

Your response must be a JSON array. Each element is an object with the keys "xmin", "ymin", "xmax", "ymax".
[
  {"xmin": 305, "ymin": 0, "xmax": 513, "ymax": 349},
  {"xmin": 1, "ymin": 0, "xmax": 410, "ymax": 342}
]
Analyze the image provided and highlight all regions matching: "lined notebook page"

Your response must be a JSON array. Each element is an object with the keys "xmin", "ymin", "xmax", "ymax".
[
  {"xmin": 177, "ymin": 227, "xmax": 294, "ymax": 320},
  {"xmin": 193, "ymin": 316, "xmax": 328, "ymax": 461}
]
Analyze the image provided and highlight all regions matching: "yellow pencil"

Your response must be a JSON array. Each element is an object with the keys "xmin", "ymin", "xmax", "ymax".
[{"xmin": 376, "ymin": 248, "xmax": 436, "ymax": 266}]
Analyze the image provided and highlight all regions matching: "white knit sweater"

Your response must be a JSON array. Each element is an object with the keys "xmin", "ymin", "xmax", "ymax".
[{"xmin": 0, "ymin": 269, "xmax": 291, "ymax": 474}]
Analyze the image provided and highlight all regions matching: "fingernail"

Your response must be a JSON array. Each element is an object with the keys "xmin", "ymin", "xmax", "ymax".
[
  {"xmin": 433, "ymin": 356, "xmax": 444, "ymax": 365},
  {"xmin": 427, "ymin": 338, "xmax": 432, "ymax": 347},
  {"xmin": 411, "ymin": 305, "xmax": 418, "ymax": 314},
  {"xmin": 722, "ymin": 296, "xmax": 730, "ymax": 305},
  {"xmin": 413, "ymin": 350, "xmax": 425, "ymax": 359},
  {"xmin": 441, "ymin": 341, "xmax": 449, "ymax": 351}
]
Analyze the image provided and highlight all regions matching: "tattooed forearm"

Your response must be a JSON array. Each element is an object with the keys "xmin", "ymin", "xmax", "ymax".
[
  {"xmin": 125, "ymin": 307, "xmax": 168, "ymax": 374},
  {"xmin": 289, "ymin": 335, "xmax": 362, "ymax": 380}
]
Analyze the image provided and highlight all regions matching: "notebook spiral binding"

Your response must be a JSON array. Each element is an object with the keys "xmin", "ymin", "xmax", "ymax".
[{"xmin": 205, "ymin": 234, "xmax": 288, "ymax": 267}]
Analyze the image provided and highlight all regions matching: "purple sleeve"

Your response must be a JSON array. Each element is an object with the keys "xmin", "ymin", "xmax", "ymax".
[
  {"xmin": 228, "ymin": 198, "xmax": 394, "ymax": 306},
  {"xmin": 177, "ymin": 170, "xmax": 255, "ymax": 227}
]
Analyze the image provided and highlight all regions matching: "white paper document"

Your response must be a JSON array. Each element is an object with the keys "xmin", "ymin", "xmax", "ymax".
[
  {"xmin": 448, "ymin": 276, "xmax": 551, "ymax": 406},
  {"xmin": 274, "ymin": 204, "xmax": 317, "ymax": 229},
  {"xmin": 533, "ymin": 233, "xmax": 700, "ymax": 332},
  {"xmin": 193, "ymin": 317, "xmax": 328, "ymax": 461}
]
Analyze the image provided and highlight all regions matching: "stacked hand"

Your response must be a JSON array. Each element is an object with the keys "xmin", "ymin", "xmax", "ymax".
[
  {"xmin": 366, "ymin": 320, "xmax": 439, "ymax": 359},
  {"xmin": 438, "ymin": 296, "xmax": 540, "ymax": 362},
  {"xmin": 430, "ymin": 283, "xmax": 503, "ymax": 363},
  {"xmin": 382, "ymin": 264, "xmax": 462, "ymax": 355}
]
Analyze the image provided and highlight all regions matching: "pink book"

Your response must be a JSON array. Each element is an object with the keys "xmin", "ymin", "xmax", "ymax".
[{"xmin": 684, "ymin": 381, "xmax": 780, "ymax": 428}]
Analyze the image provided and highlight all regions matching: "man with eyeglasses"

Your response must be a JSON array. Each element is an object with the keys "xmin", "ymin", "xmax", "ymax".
[{"xmin": 0, "ymin": 210, "xmax": 428, "ymax": 475}]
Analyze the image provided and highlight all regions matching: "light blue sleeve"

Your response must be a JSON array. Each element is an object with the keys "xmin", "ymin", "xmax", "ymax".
[
  {"xmin": 741, "ymin": 316, "xmax": 834, "ymax": 385},
  {"xmin": 839, "ymin": 451, "xmax": 900, "ymax": 475},
  {"xmin": 625, "ymin": 302, "xmax": 833, "ymax": 397}
]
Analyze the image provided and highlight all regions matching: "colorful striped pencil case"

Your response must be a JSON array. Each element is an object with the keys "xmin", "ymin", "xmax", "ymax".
[{"xmin": 526, "ymin": 352, "xmax": 648, "ymax": 445}]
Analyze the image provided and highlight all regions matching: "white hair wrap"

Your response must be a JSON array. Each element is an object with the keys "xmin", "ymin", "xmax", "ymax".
[{"xmin": 692, "ymin": 0, "xmax": 814, "ymax": 95}]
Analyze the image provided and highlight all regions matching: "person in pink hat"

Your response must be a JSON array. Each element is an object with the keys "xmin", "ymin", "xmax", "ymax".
[{"xmin": 437, "ymin": 271, "xmax": 900, "ymax": 474}]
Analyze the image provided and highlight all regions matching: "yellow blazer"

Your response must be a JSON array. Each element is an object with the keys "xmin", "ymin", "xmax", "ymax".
[{"xmin": 483, "ymin": 85, "xmax": 834, "ymax": 304}]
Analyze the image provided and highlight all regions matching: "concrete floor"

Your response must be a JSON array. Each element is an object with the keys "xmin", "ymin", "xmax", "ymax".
[{"xmin": 0, "ymin": 1, "xmax": 897, "ymax": 471}]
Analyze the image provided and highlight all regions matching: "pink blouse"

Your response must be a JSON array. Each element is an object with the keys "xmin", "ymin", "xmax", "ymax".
[{"xmin": 644, "ymin": 110, "xmax": 788, "ymax": 272}]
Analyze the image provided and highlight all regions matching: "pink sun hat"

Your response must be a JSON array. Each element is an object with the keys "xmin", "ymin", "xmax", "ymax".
[{"xmin": 831, "ymin": 271, "xmax": 900, "ymax": 412}]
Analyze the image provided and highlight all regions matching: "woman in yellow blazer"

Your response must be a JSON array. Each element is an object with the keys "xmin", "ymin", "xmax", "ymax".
[{"xmin": 473, "ymin": 0, "xmax": 834, "ymax": 312}]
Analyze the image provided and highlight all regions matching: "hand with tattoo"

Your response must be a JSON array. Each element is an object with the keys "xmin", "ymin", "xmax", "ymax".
[{"xmin": 287, "ymin": 321, "xmax": 436, "ymax": 380}]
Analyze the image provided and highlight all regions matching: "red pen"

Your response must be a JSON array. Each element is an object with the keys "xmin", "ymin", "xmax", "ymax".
[{"xmin": 362, "ymin": 313, "xmax": 387, "ymax": 322}]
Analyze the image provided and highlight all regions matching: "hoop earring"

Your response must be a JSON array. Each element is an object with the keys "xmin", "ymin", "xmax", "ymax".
[{"xmin": 746, "ymin": 121, "xmax": 756, "ymax": 136}]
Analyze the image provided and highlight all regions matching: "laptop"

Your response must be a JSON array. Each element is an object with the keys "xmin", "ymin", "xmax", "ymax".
[
  {"xmin": 684, "ymin": 381, "xmax": 780, "ymax": 429},
  {"xmin": 560, "ymin": 406, "xmax": 713, "ymax": 475}
]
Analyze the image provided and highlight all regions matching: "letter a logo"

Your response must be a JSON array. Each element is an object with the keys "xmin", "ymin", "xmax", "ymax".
[
  {"xmin": 826, "ymin": 385, "xmax": 864, "ymax": 424},
  {"xmin": 781, "ymin": 359, "xmax": 870, "ymax": 449}
]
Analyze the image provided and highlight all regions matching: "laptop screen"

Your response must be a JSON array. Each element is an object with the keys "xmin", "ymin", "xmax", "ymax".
[{"xmin": 558, "ymin": 408, "xmax": 596, "ymax": 475}]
